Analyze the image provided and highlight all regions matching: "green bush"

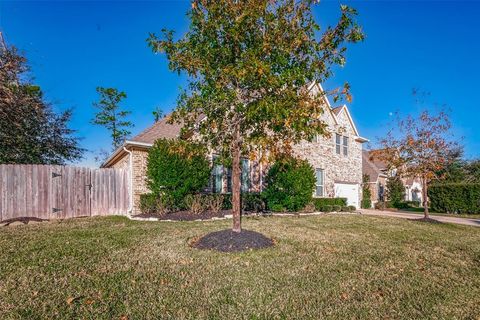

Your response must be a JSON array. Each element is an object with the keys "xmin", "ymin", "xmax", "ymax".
[
  {"xmin": 222, "ymin": 194, "xmax": 232, "ymax": 210},
  {"xmin": 348, "ymin": 205, "xmax": 356, "ymax": 212},
  {"xmin": 312, "ymin": 198, "xmax": 347, "ymax": 210},
  {"xmin": 386, "ymin": 175, "xmax": 405, "ymax": 208},
  {"xmin": 405, "ymin": 200, "xmax": 421, "ymax": 208},
  {"xmin": 341, "ymin": 206, "xmax": 351, "ymax": 212},
  {"xmin": 242, "ymin": 192, "xmax": 265, "ymax": 212},
  {"xmin": 263, "ymin": 156, "xmax": 316, "ymax": 212},
  {"xmin": 332, "ymin": 205, "xmax": 341, "ymax": 212},
  {"xmin": 361, "ymin": 174, "xmax": 372, "ymax": 209},
  {"xmin": 321, "ymin": 205, "xmax": 333, "ymax": 213},
  {"xmin": 146, "ymin": 138, "xmax": 211, "ymax": 209},
  {"xmin": 270, "ymin": 204, "xmax": 286, "ymax": 212},
  {"xmin": 428, "ymin": 183, "xmax": 480, "ymax": 214},
  {"xmin": 139, "ymin": 193, "xmax": 157, "ymax": 214}
]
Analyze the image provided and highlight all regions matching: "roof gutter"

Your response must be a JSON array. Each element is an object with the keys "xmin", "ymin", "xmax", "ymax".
[{"xmin": 101, "ymin": 140, "xmax": 153, "ymax": 168}]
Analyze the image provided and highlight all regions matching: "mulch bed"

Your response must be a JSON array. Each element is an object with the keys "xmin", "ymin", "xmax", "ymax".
[
  {"xmin": 134, "ymin": 210, "xmax": 231, "ymax": 221},
  {"xmin": 192, "ymin": 229, "xmax": 275, "ymax": 252}
]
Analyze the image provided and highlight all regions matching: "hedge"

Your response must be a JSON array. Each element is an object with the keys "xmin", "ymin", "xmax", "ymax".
[
  {"xmin": 312, "ymin": 198, "xmax": 347, "ymax": 211},
  {"xmin": 428, "ymin": 183, "xmax": 480, "ymax": 214},
  {"xmin": 146, "ymin": 138, "xmax": 211, "ymax": 209}
]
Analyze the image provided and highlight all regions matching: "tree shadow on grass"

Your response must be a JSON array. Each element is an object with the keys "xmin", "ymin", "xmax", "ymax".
[{"xmin": 191, "ymin": 229, "xmax": 275, "ymax": 253}]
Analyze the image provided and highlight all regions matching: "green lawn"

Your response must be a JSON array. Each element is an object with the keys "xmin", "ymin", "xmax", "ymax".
[{"xmin": 1, "ymin": 215, "xmax": 479, "ymax": 319}]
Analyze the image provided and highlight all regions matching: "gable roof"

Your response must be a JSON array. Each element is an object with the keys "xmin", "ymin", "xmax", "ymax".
[
  {"xmin": 362, "ymin": 150, "xmax": 387, "ymax": 182},
  {"xmin": 130, "ymin": 116, "xmax": 183, "ymax": 144}
]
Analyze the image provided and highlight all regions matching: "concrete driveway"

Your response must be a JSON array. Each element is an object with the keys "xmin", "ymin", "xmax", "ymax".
[{"xmin": 360, "ymin": 209, "xmax": 480, "ymax": 228}]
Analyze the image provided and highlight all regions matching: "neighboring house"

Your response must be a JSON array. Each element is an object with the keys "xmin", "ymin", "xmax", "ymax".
[
  {"xmin": 362, "ymin": 150, "xmax": 387, "ymax": 207},
  {"xmin": 102, "ymin": 83, "xmax": 368, "ymax": 213},
  {"xmin": 362, "ymin": 150, "xmax": 423, "ymax": 207}
]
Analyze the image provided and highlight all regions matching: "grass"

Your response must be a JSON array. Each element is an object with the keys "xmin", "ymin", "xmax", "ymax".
[
  {"xmin": 1, "ymin": 215, "xmax": 479, "ymax": 319},
  {"xmin": 399, "ymin": 207, "xmax": 480, "ymax": 219}
]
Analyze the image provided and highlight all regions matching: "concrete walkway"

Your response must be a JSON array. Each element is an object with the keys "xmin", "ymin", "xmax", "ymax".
[{"xmin": 360, "ymin": 209, "xmax": 480, "ymax": 227}]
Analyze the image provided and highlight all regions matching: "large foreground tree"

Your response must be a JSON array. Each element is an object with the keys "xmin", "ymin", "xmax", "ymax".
[
  {"xmin": 149, "ymin": 0, "xmax": 363, "ymax": 232},
  {"xmin": 0, "ymin": 42, "xmax": 83, "ymax": 164},
  {"xmin": 373, "ymin": 110, "xmax": 460, "ymax": 219}
]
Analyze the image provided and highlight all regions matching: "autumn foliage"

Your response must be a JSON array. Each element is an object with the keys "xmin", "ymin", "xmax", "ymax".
[
  {"xmin": 373, "ymin": 110, "xmax": 460, "ymax": 218},
  {"xmin": 149, "ymin": 0, "xmax": 363, "ymax": 231}
]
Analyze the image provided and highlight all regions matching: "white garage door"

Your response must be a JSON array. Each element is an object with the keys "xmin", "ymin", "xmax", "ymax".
[{"xmin": 334, "ymin": 183, "xmax": 359, "ymax": 208}]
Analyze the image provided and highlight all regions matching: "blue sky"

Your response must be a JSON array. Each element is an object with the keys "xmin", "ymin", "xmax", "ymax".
[{"xmin": 1, "ymin": 1, "xmax": 479, "ymax": 166}]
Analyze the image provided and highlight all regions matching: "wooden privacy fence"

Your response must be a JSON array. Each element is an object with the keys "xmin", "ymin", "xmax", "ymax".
[{"xmin": 0, "ymin": 165, "xmax": 130, "ymax": 221}]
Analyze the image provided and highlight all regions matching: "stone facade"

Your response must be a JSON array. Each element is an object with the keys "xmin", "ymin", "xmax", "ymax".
[{"xmin": 293, "ymin": 107, "xmax": 363, "ymax": 202}]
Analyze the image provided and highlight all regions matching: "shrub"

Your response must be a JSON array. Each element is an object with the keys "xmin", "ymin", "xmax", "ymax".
[
  {"xmin": 205, "ymin": 194, "xmax": 224, "ymax": 214},
  {"xmin": 341, "ymin": 206, "xmax": 351, "ymax": 212},
  {"xmin": 361, "ymin": 174, "xmax": 372, "ymax": 209},
  {"xmin": 242, "ymin": 192, "xmax": 265, "ymax": 212},
  {"xmin": 302, "ymin": 203, "xmax": 316, "ymax": 213},
  {"xmin": 139, "ymin": 193, "xmax": 157, "ymax": 214},
  {"xmin": 428, "ymin": 183, "xmax": 480, "ymax": 214},
  {"xmin": 375, "ymin": 201, "xmax": 386, "ymax": 210},
  {"xmin": 321, "ymin": 205, "xmax": 333, "ymax": 213},
  {"xmin": 270, "ymin": 204, "xmax": 286, "ymax": 212},
  {"xmin": 386, "ymin": 175, "xmax": 405, "ymax": 208},
  {"xmin": 312, "ymin": 198, "xmax": 347, "ymax": 211},
  {"xmin": 332, "ymin": 205, "xmax": 341, "ymax": 212},
  {"xmin": 222, "ymin": 194, "xmax": 232, "ymax": 210},
  {"xmin": 263, "ymin": 156, "xmax": 316, "ymax": 212},
  {"xmin": 184, "ymin": 194, "xmax": 206, "ymax": 215},
  {"xmin": 405, "ymin": 200, "xmax": 421, "ymax": 208},
  {"xmin": 146, "ymin": 138, "xmax": 211, "ymax": 209},
  {"xmin": 348, "ymin": 205, "xmax": 356, "ymax": 212},
  {"xmin": 139, "ymin": 193, "xmax": 169, "ymax": 215}
]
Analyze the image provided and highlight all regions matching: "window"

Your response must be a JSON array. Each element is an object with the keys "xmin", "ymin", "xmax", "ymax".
[
  {"xmin": 343, "ymin": 136, "xmax": 348, "ymax": 156},
  {"xmin": 315, "ymin": 168, "xmax": 324, "ymax": 197},
  {"xmin": 335, "ymin": 134, "xmax": 341, "ymax": 154},
  {"xmin": 226, "ymin": 168, "xmax": 232, "ymax": 193},
  {"xmin": 241, "ymin": 159, "xmax": 250, "ymax": 192},
  {"xmin": 211, "ymin": 156, "xmax": 223, "ymax": 193}
]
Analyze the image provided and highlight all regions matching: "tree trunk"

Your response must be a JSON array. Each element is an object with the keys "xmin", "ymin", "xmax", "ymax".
[
  {"xmin": 422, "ymin": 177, "xmax": 429, "ymax": 219},
  {"xmin": 231, "ymin": 125, "xmax": 242, "ymax": 233}
]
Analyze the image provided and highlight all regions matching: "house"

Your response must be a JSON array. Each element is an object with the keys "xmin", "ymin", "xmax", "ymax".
[
  {"xmin": 362, "ymin": 150, "xmax": 387, "ymax": 207},
  {"xmin": 362, "ymin": 150, "xmax": 423, "ymax": 207},
  {"xmin": 102, "ymin": 83, "xmax": 368, "ymax": 213}
]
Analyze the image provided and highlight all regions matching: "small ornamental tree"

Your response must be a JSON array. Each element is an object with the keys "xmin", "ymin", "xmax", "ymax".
[
  {"xmin": 361, "ymin": 174, "xmax": 372, "ymax": 209},
  {"xmin": 146, "ymin": 138, "xmax": 210, "ymax": 209},
  {"xmin": 92, "ymin": 87, "xmax": 133, "ymax": 150},
  {"xmin": 385, "ymin": 174, "xmax": 405, "ymax": 208},
  {"xmin": 149, "ymin": 0, "xmax": 363, "ymax": 232},
  {"xmin": 373, "ymin": 110, "xmax": 460, "ymax": 219},
  {"xmin": 263, "ymin": 156, "xmax": 316, "ymax": 212}
]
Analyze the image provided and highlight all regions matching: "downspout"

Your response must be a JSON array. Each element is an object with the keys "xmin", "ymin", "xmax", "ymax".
[{"xmin": 123, "ymin": 146, "xmax": 134, "ymax": 216}]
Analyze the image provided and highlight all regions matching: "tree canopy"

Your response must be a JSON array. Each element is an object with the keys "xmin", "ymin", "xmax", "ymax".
[
  {"xmin": 373, "ymin": 110, "xmax": 460, "ymax": 218},
  {"xmin": 0, "ymin": 45, "xmax": 83, "ymax": 164},
  {"xmin": 149, "ymin": 0, "xmax": 364, "ymax": 231},
  {"xmin": 92, "ymin": 87, "xmax": 133, "ymax": 151}
]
